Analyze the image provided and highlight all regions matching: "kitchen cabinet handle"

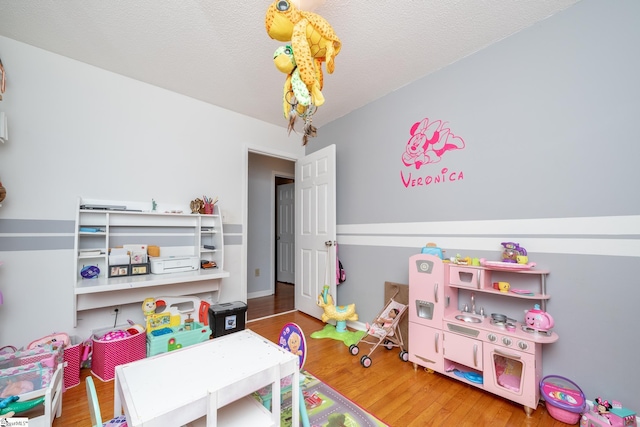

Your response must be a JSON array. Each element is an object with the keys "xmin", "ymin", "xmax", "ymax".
[
  {"xmin": 493, "ymin": 348, "xmax": 522, "ymax": 359},
  {"xmin": 434, "ymin": 283, "xmax": 439, "ymax": 303},
  {"xmin": 434, "ymin": 333, "xmax": 439, "ymax": 353},
  {"xmin": 473, "ymin": 344, "xmax": 478, "ymax": 367}
]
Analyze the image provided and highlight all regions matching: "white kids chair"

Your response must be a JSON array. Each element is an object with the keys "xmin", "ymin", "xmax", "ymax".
[{"xmin": 86, "ymin": 376, "xmax": 128, "ymax": 427}]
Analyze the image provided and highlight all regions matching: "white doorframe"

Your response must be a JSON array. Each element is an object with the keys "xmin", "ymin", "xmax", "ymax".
[{"xmin": 245, "ymin": 145, "xmax": 299, "ymax": 302}]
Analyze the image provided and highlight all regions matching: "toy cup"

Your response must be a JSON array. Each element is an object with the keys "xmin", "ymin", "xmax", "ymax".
[
  {"xmin": 498, "ymin": 281, "xmax": 510, "ymax": 292},
  {"xmin": 517, "ymin": 255, "xmax": 528, "ymax": 264}
]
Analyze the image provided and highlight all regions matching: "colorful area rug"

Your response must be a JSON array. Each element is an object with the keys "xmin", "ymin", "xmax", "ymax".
[{"xmin": 256, "ymin": 370, "xmax": 388, "ymax": 427}]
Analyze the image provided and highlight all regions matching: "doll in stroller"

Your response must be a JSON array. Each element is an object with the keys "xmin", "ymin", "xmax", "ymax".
[{"xmin": 349, "ymin": 291, "xmax": 409, "ymax": 368}]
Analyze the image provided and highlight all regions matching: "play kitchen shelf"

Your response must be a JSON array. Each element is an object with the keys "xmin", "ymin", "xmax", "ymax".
[
  {"xmin": 408, "ymin": 254, "xmax": 559, "ymax": 415},
  {"xmin": 73, "ymin": 198, "xmax": 229, "ymax": 326},
  {"xmin": 448, "ymin": 263, "xmax": 551, "ymax": 311}
]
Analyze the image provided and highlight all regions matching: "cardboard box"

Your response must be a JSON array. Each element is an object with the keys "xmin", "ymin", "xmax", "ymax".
[{"xmin": 208, "ymin": 301, "xmax": 247, "ymax": 338}]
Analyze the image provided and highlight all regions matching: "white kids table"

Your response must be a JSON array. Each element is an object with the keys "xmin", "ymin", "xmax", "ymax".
[{"xmin": 114, "ymin": 329, "xmax": 299, "ymax": 426}]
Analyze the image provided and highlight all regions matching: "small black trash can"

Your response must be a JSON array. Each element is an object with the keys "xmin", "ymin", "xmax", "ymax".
[{"xmin": 208, "ymin": 301, "xmax": 247, "ymax": 338}]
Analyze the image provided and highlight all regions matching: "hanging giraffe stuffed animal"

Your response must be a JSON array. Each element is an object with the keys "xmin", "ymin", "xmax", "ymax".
[{"xmin": 266, "ymin": 0, "xmax": 340, "ymax": 144}]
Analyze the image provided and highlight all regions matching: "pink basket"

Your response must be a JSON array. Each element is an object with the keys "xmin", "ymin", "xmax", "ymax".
[
  {"xmin": 540, "ymin": 375, "xmax": 585, "ymax": 425},
  {"xmin": 63, "ymin": 339, "xmax": 84, "ymax": 390},
  {"xmin": 91, "ymin": 330, "xmax": 146, "ymax": 382},
  {"xmin": 546, "ymin": 403, "xmax": 580, "ymax": 424}
]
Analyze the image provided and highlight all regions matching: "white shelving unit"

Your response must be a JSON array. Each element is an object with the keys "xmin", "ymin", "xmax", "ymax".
[{"xmin": 73, "ymin": 198, "xmax": 229, "ymax": 326}]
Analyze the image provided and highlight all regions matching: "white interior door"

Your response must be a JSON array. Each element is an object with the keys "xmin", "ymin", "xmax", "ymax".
[
  {"xmin": 295, "ymin": 145, "xmax": 337, "ymax": 319},
  {"xmin": 276, "ymin": 182, "xmax": 295, "ymax": 284}
]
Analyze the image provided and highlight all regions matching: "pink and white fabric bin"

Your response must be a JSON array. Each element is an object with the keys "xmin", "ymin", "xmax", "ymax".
[
  {"xmin": 63, "ymin": 336, "xmax": 84, "ymax": 390},
  {"xmin": 91, "ymin": 326, "xmax": 146, "ymax": 381}
]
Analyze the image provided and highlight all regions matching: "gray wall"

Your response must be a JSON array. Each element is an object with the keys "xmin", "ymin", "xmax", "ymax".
[{"xmin": 313, "ymin": 0, "xmax": 639, "ymax": 411}]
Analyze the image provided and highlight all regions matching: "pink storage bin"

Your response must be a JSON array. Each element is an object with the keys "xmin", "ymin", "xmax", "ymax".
[
  {"xmin": 63, "ymin": 336, "xmax": 84, "ymax": 390},
  {"xmin": 91, "ymin": 327, "xmax": 146, "ymax": 382}
]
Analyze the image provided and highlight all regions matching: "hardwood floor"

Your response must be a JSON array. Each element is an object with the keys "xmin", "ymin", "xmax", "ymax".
[
  {"xmin": 247, "ymin": 281, "xmax": 295, "ymax": 321},
  {"xmin": 52, "ymin": 309, "xmax": 566, "ymax": 426}
]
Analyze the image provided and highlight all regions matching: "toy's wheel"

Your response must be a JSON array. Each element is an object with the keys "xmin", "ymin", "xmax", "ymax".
[
  {"xmin": 384, "ymin": 340, "xmax": 393, "ymax": 350},
  {"xmin": 360, "ymin": 355, "xmax": 372, "ymax": 368},
  {"xmin": 349, "ymin": 344, "xmax": 359, "ymax": 356},
  {"xmin": 399, "ymin": 350, "xmax": 409, "ymax": 362}
]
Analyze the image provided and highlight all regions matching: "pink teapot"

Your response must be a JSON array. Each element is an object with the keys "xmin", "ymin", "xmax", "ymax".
[{"xmin": 524, "ymin": 304, "xmax": 554, "ymax": 332}]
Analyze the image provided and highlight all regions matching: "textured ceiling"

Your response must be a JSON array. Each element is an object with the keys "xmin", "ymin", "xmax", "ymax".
[{"xmin": 0, "ymin": 0, "xmax": 580, "ymax": 129}]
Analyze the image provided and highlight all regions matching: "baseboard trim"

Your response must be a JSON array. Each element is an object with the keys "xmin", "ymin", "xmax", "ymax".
[{"xmin": 247, "ymin": 309, "xmax": 298, "ymax": 323}]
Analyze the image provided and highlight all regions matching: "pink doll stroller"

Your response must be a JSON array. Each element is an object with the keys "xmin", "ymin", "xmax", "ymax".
[{"xmin": 349, "ymin": 291, "xmax": 408, "ymax": 368}]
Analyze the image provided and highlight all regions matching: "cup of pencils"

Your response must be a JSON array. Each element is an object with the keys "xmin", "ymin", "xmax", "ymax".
[{"xmin": 203, "ymin": 196, "xmax": 217, "ymax": 214}]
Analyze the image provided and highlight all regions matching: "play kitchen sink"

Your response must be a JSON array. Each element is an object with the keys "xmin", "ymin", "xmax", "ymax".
[{"xmin": 455, "ymin": 314, "xmax": 482, "ymax": 323}]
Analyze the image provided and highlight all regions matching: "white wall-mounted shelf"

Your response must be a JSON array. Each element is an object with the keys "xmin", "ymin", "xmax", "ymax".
[{"xmin": 73, "ymin": 198, "xmax": 229, "ymax": 326}]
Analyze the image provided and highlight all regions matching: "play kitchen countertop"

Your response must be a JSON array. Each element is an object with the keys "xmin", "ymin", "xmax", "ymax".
[{"xmin": 443, "ymin": 313, "xmax": 559, "ymax": 344}]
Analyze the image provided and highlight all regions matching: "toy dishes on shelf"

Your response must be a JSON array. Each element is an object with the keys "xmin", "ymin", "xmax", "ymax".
[
  {"xmin": 481, "ymin": 259, "xmax": 536, "ymax": 270},
  {"xmin": 491, "ymin": 281, "xmax": 510, "ymax": 292}
]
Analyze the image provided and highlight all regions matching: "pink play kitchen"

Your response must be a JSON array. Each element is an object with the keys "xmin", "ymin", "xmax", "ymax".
[{"xmin": 408, "ymin": 252, "xmax": 558, "ymax": 415}]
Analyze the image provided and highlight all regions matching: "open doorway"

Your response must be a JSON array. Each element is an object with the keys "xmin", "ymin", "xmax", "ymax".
[{"xmin": 246, "ymin": 152, "xmax": 295, "ymax": 320}]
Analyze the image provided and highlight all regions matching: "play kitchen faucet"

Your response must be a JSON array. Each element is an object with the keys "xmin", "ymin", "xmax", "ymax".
[{"xmin": 462, "ymin": 292, "xmax": 484, "ymax": 316}]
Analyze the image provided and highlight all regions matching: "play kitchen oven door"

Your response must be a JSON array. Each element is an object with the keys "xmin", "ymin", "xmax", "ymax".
[
  {"xmin": 408, "ymin": 254, "xmax": 445, "ymax": 328},
  {"xmin": 482, "ymin": 335, "xmax": 542, "ymax": 410}
]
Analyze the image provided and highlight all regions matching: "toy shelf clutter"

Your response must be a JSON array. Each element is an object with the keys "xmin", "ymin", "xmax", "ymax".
[
  {"xmin": 73, "ymin": 197, "xmax": 230, "ymax": 326},
  {"xmin": 408, "ymin": 253, "xmax": 559, "ymax": 415},
  {"xmin": 145, "ymin": 295, "xmax": 213, "ymax": 357}
]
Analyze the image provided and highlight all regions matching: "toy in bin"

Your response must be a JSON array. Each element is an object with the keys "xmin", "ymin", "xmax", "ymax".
[
  {"xmin": 580, "ymin": 398, "xmax": 637, "ymax": 427},
  {"xmin": 540, "ymin": 375, "xmax": 585, "ymax": 424}
]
